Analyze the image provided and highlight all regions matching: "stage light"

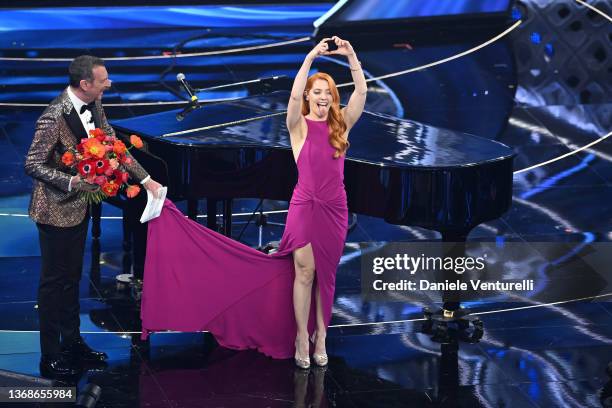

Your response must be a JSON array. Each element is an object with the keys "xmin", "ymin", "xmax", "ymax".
[{"xmin": 544, "ymin": 43, "xmax": 555, "ymax": 57}]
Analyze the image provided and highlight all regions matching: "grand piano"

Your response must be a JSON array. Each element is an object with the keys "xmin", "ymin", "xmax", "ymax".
[{"xmin": 109, "ymin": 90, "xmax": 515, "ymax": 243}]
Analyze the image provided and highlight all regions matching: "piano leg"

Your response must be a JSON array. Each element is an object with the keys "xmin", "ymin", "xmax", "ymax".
[
  {"xmin": 223, "ymin": 199, "xmax": 233, "ymax": 238},
  {"xmin": 421, "ymin": 227, "xmax": 483, "ymax": 344},
  {"xmin": 199, "ymin": 198, "xmax": 233, "ymax": 236},
  {"xmin": 206, "ymin": 199, "xmax": 216, "ymax": 229},
  {"xmin": 441, "ymin": 230, "xmax": 469, "ymax": 311},
  {"xmin": 187, "ymin": 199, "xmax": 199, "ymax": 221}
]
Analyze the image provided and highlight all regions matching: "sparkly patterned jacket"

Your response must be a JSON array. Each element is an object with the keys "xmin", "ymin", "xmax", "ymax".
[{"xmin": 25, "ymin": 89, "xmax": 149, "ymax": 227}]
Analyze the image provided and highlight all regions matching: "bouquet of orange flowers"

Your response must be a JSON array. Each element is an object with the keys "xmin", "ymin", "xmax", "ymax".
[{"xmin": 61, "ymin": 128, "xmax": 145, "ymax": 204}]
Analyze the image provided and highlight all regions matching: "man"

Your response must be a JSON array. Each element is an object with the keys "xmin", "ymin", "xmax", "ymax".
[{"xmin": 24, "ymin": 55, "xmax": 161, "ymax": 379}]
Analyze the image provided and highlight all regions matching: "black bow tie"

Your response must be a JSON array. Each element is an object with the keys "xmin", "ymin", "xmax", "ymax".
[
  {"xmin": 79, "ymin": 103, "xmax": 95, "ymax": 114},
  {"xmin": 79, "ymin": 103, "xmax": 95, "ymax": 122}
]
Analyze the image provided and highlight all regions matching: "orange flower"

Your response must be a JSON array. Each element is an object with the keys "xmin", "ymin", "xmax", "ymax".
[
  {"xmin": 126, "ymin": 185, "xmax": 141, "ymax": 198},
  {"xmin": 81, "ymin": 138, "xmax": 106, "ymax": 159},
  {"xmin": 89, "ymin": 128, "xmax": 106, "ymax": 142},
  {"xmin": 89, "ymin": 128, "xmax": 104, "ymax": 138},
  {"xmin": 101, "ymin": 180, "xmax": 120, "ymax": 197},
  {"xmin": 113, "ymin": 140, "xmax": 127, "ymax": 155},
  {"xmin": 61, "ymin": 151, "xmax": 75, "ymax": 166},
  {"xmin": 130, "ymin": 135, "xmax": 144, "ymax": 149}
]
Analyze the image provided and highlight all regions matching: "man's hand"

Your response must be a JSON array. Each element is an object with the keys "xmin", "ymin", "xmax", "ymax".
[
  {"xmin": 71, "ymin": 176, "xmax": 100, "ymax": 193},
  {"xmin": 143, "ymin": 178, "xmax": 162, "ymax": 198}
]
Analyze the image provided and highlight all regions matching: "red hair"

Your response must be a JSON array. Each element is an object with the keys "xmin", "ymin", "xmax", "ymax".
[{"xmin": 302, "ymin": 72, "xmax": 348, "ymax": 158}]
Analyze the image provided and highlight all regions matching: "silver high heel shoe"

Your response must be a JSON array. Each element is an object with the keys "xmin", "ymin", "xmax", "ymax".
[
  {"xmin": 294, "ymin": 354, "xmax": 311, "ymax": 369},
  {"xmin": 312, "ymin": 352, "xmax": 328, "ymax": 367},
  {"xmin": 294, "ymin": 339, "xmax": 310, "ymax": 369},
  {"xmin": 310, "ymin": 331, "xmax": 328, "ymax": 367}
]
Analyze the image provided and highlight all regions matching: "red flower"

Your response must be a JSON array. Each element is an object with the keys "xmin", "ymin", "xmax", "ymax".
[
  {"xmin": 61, "ymin": 151, "xmax": 75, "ymax": 166},
  {"xmin": 113, "ymin": 140, "xmax": 127, "ymax": 155},
  {"xmin": 113, "ymin": 169, "xmax": 128, "ymax": 184},
  {"xmin": 130, "ymin": 135, "xmax": 144, "ymax": 149},
  {"xmin": 126, "ymin": 185, "xmax": 141, "ymax": 198},
  {"xmin": 101, "ymin": 180, "xmax": 120, "ymax": 197},
  {"xmin": 77, "ymin": 159, "xmax": 96, "ymax": 177},
  {"xmin": 94, "ymin": 159, "xmax": 109, "ymax": 175},
  {"xmin": 94, "ymin": 176, "xmax": 107, "ymax": 186}
]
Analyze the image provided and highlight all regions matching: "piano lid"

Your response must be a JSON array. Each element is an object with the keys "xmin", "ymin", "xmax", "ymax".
[{"xmin": 111, "ymin": 91, "xmax": 515, "ymax": 169}]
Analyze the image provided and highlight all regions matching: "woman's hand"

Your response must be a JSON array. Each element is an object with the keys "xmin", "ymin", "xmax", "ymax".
[
  {"xmin": 306, "ymin": 38, "xmax": 332, "ymax": 61},
  {"xmin": 327, "ymin": 36, "xmax": 355, "ymax": 57}
]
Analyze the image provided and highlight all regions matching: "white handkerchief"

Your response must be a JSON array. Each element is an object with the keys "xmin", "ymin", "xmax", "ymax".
[{"xmin": 140, "ymin": 186, "xmax": 168, "ymax": 223}]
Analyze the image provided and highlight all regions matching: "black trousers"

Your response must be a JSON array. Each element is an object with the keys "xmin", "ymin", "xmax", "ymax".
[
  {"xmin": 125, "ymin": 188, "xmax": 148, "ymax": 280},
  {"xmin": 36, "ymin": 216, "xmax": 89, "ymax": 358}
]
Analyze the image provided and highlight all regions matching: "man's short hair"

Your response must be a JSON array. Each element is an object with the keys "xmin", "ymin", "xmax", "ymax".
[{"xmin": 69, "ymin": 55, "xmax": 105, "ymax": 88}]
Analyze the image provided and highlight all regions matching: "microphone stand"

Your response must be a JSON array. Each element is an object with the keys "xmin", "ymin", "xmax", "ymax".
[
  {"xmin": 174, "ymin": 75, "xmax": 289, "ymax": 122},
  {"xmin": 192, "ymin": 75, "xmax": 289, "ymax": 95}
]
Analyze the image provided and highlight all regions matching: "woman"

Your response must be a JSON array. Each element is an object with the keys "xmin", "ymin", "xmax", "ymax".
[
  {"xmin": 140, "ymin": 36, "xmax": 367, "ymax": 369},
  {"xmin": 286, "ymin": 36, "xmax": 367, "ymax": 368}
]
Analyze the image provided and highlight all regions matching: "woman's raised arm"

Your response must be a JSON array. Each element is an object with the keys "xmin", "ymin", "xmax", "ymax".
[
  {"xmin": 286, "ymin": 39, "xmax": 331, "ymax": 133},
  {"xmin": 328, "ymin": 36, "xmax": 367, "ymax": 130}
]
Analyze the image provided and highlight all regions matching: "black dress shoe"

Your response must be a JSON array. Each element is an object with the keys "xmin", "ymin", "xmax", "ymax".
[
  {"xmin": 39, "ymin": 356, "xmax": 81, "ymax": 379},
  {"xmin": 62, "ymin": 337, "xmax": 108, "ymax": 363}
]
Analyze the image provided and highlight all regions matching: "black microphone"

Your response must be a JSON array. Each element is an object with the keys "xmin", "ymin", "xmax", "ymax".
[{"xmin": 176, "ymin": 73, "xmax": 198, "ymax": 102}]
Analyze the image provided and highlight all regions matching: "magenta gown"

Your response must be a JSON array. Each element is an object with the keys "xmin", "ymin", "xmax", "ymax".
[{"xmin": 141, "ymin": 117, "xmax": 348, "ymax": 359}]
